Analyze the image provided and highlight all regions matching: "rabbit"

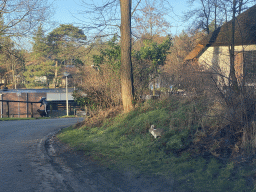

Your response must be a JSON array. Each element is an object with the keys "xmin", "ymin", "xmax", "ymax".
[{"xmin": 149, "ymin": 125, "xmax": 164, "ymax": 138}]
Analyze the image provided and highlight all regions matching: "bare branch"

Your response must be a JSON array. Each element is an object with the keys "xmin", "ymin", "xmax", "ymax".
[{"xmin": 0, "ymin": 0, "xmax": 52, "ymax": 37}]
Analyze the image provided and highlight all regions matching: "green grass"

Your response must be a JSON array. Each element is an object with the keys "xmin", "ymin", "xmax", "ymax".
[
  {"xmin": 57, "ymin": 97, "xmax": 256, "ymax": 191},
  {"xmin": 59, "ymin": 115, "xmax": 78, "ymax": 118},
  {"xmin": 0, "ymin": 117, "xmax": 53, "ymax": 121},
  {"xmin": 0, "ymin": 116, "xmax": 78, "ymax": 121},
  {"xmin": 0, "ymin": 117, "xmax": 36, "ymax": 121}
]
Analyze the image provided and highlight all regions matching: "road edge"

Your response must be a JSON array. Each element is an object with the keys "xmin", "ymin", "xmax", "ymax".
[{"xmin": 37, "ymin": 126, "xmax": 76, "ymax": 192}]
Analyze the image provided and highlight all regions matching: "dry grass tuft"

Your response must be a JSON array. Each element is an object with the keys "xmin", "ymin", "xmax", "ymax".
[{"xmin": 83, "ymin": 106, "xmax": 122, "ymax": 128}]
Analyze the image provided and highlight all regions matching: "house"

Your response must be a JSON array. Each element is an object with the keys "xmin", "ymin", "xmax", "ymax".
[
  {"xmin": 184, "ymin": 5, "xmax": 256, "ymax": 86},
  {"xmin": 34, "ymin": 76, "xmax": 47, "ymax": 83}
]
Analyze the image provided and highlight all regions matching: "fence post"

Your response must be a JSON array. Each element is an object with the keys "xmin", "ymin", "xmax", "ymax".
[
  {"xmin": 7, "ymin": 101, "xmax": 9, "ymax": 118},
  {"xmin": 0, "ymin": 94, "xmax": 2, "ymax": 118},
  {"xmin": 17, "ymin": 92, "xmax": 21, "ymax": 118},
  {"xmin": 31, "ymin": 103, "xmax": 33, "ymax": 118},
  {"xmin": 26, "ymin": 93, "xmax": 29, "ymax": 118}
]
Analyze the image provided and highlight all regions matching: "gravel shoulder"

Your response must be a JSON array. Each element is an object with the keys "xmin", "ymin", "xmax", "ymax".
[{"xmin": 45, "ymin": 135, "xmax": 174, "ymax": 192}]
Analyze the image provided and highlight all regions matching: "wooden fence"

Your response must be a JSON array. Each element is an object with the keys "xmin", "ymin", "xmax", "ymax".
[{"xmin": 0, "ymin": 99, "xmax": 41, "ymax": 118}]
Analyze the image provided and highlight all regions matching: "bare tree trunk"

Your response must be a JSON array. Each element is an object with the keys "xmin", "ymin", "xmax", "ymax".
[
  {"xmin": 54, "ymin": 60, "xmax": 58, "ymax": 88},
  {"xmin": 238, "ymin": 0, "xmax": 243, "ymax": 14},
  {"xmin": 12, "ymin": 63, "xmax": 15, "ymax": 89},
  {"xmin": 120, "ymin": 0, "xmax": 134, "ymax": 112},
  {"xmin": 214, "ymin": 0, "xmax": 217, "ymax": 30},
  {"xmin": 152, "ymin": 78, "xmax": 156, "ymax": 96},
  {"xmin": 229, "ymin": 0, "xmax": 239, "ymax": 94}
]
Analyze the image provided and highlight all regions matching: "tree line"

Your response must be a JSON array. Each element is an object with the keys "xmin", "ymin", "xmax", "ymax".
[{"xmin": 0, "ymin": 24, "xmax": 86, "ymax": 88}]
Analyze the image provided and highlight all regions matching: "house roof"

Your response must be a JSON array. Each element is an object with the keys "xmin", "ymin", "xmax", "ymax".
[{"xmin": 184, "ymin": 4, "xmax": 256, "ymax": 61}]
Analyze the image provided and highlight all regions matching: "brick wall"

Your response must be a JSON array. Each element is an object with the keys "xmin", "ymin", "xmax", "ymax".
[{"xmin": 0, "ymin": 92, "xmax": 46, "ymax": 118}]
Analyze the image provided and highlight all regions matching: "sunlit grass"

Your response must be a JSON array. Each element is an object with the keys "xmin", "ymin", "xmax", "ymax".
[
  {"xmin": 57, "ymin": 97, "xmax": 256, "ymax": 191},
  {"xmin": 0, "ymin": 115, "xmax": 77, "ymax": 121},
  {"xmin": 0, "ymin": 117, "xmax": 50, "ymax": 121},
  {"xmin": 59, "ymin": 115, "xmax": 77, "ymax": 118}
]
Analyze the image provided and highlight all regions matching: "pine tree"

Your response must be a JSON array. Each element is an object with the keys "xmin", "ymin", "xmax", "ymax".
[{"xmin": 24, "ymin": 25, "xmax": 54, "ymax": 88}]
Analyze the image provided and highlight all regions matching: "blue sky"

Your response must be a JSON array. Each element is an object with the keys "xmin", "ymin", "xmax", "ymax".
[
  {"xmin": 16, "ymin": 0, "xmax": 190, "ymax": 50},
  {"xmin": 50, "ymin": 0, "xmax": 82, "ymax": 24},
  {"xmin": 49, "ymin": 0, "xmax": 190, "ymax": 36}
]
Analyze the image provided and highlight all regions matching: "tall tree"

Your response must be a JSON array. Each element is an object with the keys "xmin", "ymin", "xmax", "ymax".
[
  {"xmin": 47, "ymin": 24, "xmax": 87, "ymax": 87},
  {"xmin": 185, "ymin": 0, "xmax": 216, "ymax": 33},
  {"xmin": 78, "ymin": 0, "xmax": 171, "ymax": 112},
  {"xmin": 133, "ymin": 2, "xmax": 171, "ymax": 38},
  {"xmin": 120, "ymin": 0, "xmax": 134, "ymax": 112},
  {"xmin": 0, "ymin": 26, "xmax": 25, "ymax": 88},
  {"xmin": 32, "ymin": 25, "xmax": 50, "ymax": 58},
  {"xmin": 0, "ymin": 37, "xmax": 26, "ymax": 88},
  {"xmin": 185, "ymin": 0, "xmax": 256, "ymax": 33},
  {"xmin": 229, "ymin": 0, "xmax": 239, "ymax": 93},
  {"xmin": 0, "ymin": 0, "xmax": 51, "ymax": 86},
  {"xmin": 47, "ymin": 24, "xmax": 87, "ymax": 60},
  {"xmin": 24, "ymin": 25, "xmax": 54, "ymax": 88}
]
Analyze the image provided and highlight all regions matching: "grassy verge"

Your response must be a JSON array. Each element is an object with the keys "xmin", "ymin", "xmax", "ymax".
[
  {"xmin": 59, "ymin": 115, "xmax": 77, "ymax": 118},
  {"xmin": 0, "ymin": 117, "xmax": 37, "ymax": 121},
  {"xmin": 0, "ymin": 116, "xmax": 79, "ymax": 121},
  {"xmin": 0, "ymin": 117, "xmax": 52, "ymax": 121},
  {"xmin": 57, "ymin": 96, "xmax": 256, "ymax": 191}
]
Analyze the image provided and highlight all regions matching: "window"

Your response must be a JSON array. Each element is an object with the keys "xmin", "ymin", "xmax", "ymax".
[
  {"xmin": 243, "ymin": 51, "xmax": 256, "ymax": 83},
  {"xmin": 234, "ymin": 50, "xmax": 256, "ymax": 84}
]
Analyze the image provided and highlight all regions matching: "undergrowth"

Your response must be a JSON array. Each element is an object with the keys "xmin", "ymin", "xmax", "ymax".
[{"xmin": 57, "ymin": 96, "xmax": 256, "ymax": 191}]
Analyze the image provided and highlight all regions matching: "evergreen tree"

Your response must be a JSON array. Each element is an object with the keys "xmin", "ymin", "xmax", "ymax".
[
  {"xmin": 24, "ymin": 25, "xmax": 54, "ymax": 88},
  {"xmin": 135, "ymin": 37, "xmax": 172, "ymax": 95},
  {"xmin": 47, "ymin": 24, "xmax": 86, "ymax": 62},
  {"xmin": 32, "ymin": 24, "xmax": 50, "ymax": 58},
  {"xmin": 47, "ymin": 24, "xmax": 86, "ymax": 87}
]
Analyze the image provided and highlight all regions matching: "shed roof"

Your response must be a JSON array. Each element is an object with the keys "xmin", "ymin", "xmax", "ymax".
[
  {"xmin": 0, "ymin": 88, "xmax": 75, "ymax": 94},
  {"xmin": 185, "ymin": 4, "xmax": 256, "ymax": 61}
]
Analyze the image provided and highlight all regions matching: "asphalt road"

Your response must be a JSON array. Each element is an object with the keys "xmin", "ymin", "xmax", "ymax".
[
  {"xmin": 0, "ymin": 118, "xmax": 83, "ymax": 192},
  {"xmin": 0, "ymin": 118, "xmax": 174, "ymax": 192}
]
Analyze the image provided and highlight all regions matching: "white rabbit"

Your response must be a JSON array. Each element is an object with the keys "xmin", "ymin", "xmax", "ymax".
[{"xmin": 149, "ymin": 125, "xmax": 164, "ymax": 138}]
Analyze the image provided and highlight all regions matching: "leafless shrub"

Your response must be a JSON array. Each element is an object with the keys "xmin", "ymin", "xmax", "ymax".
[
  {"xmin": 172, "ymin": 56, "xmax": 256, "ymax": 158},
  {"xmin": 78, "ymin": 65, "xmax": 122, "ymax": 110},
  {"xmin": 83, "ymin": 106, "xmax": 122, "ymax": 129},
  {"xmin": 241, "ymin": 121, "xmax": 256, "ymax": 154},
  {"xmin": 202, "ymin": 70, "xmax": 256, "ymax": 156}
]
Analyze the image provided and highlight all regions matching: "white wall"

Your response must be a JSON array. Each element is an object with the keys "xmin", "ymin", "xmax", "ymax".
[
  {"xmin": 198, "ymin": 44, "xmax": 256, "ymax": 84},
  {"xmin": 47, "ymin": 93, "xmax": 74, "ymax": 101}
]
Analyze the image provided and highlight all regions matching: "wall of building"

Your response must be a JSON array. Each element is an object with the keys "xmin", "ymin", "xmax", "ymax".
[
  {"xmin": 198, "ymin": 44, "xmax": 256, "ymax": 85},
  {"xmin": 47, "ymin": 92, "xmax": 74, "ymax": 101}
]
